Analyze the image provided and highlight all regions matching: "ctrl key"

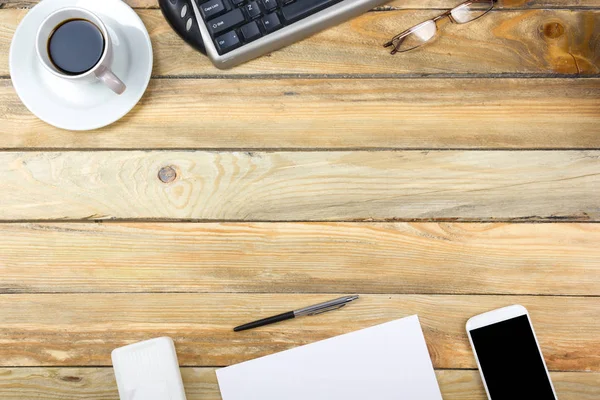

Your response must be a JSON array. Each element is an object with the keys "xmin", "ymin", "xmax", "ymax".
[{"xmin": 215, "ymin": 30, "xmax": 242, "ymax": 53}]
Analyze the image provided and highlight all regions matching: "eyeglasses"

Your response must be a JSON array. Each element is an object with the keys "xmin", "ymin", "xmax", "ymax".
[{"xmin": 384, "ymin": 0, "xmax": 495, "ymax": 54}]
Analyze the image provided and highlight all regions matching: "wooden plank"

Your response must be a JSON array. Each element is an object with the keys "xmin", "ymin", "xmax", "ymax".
[
  {"xmin": 1, "ymin": 222, "xmax": 599, "ymax": 295},
  {"xmin": 145, "ymin": 9, "xmax": 600, "ymax": 76},
  {"xmin": 1, "ymin": 151, "xmax": 599, "ymax": 221},
  {"xmin": 2, "ymin": 9, "xmax": 599, "ymax": 76},
  {"xmin": 0, "ymin": 368, "xmax": 598, "ymax": 400},
  {"xmin": 0, "ymin": 294, "xmax": 597, "ymax": 369},
  {"xmin": 2, "ymin": 0, "xmax": 600, "ymax": 9},
  {"xmin": 1, "ymin": 78, "xmax": 599, "ymax": 149}
]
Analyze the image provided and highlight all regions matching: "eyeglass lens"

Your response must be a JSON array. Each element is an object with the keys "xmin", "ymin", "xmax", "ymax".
[
  {"xmin": 451, "ymin": 0, "xmax": 494, "ymax": 24},
  {"xmin": 390, "ymin": 20, "xmax": 437, "ymax": 53}
]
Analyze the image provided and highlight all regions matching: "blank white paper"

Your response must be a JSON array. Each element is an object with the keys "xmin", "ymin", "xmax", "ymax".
[{"xmin": 217, "ymin": 315, "xmax": 443, "ymax": 400}]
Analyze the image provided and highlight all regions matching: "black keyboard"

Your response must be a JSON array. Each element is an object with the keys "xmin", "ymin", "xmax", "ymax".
[{"xmin": 197, "ymin": 0, "xmax": 343, "ymax": 54}]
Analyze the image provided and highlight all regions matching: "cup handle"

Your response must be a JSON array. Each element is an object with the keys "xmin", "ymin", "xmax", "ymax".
[{"xmin": 95, "ymin": 66, "xmax": 126, "ymax": 95}]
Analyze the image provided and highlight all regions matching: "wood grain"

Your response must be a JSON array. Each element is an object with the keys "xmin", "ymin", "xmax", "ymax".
[
  {"xmin": 0, "ymin": 368, "xmax": 598, "ymax": 400},
  {"xmin": 2, "ymin": 9, "xmax": 599, "ymax": 76},
  {"xmin": 0, "ymin": 294, "xmax": 597, "ymax": 369},
  {"xmin": 1, "ymin": 4, "xmax": 598, "ymax": 400},
  {"xmin": 1, "ymin": 151, "xmax": 599, "ymax": 221},
  {"xmin": 1, "ymin": 222, "xmax": 599, "ymax": 295},
  {"xmin": 146, "ymin": 9, "xmax": 600, "ymax": 76},
  {"xmin": 2, "ymin": 0, "xmax": 600, "ymax": 9},
  {"xmin": 1, "ymin": 79, "xmax": 599, "ymax": 149}
]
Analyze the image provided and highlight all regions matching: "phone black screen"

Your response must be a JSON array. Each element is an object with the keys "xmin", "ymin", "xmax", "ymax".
[{"xmin": 470, "ymin": 315, "xmax": 556, "ymax": 399}]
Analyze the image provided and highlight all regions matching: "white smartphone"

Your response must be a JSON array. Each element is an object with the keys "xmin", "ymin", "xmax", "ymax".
[{"xmin": 466, "ymin": 304, "xmax": 557, "ymax": 400}]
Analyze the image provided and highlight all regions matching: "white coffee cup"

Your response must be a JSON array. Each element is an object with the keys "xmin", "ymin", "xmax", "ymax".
[{"xmin": 36, "ymin": 7, "xmax": 126, "ymax": 95}]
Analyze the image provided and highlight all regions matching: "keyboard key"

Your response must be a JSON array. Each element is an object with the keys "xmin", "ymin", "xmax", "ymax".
[
  {"xmin": 207, "ymin": 9, "xmax": 245, "ymax": 35},
  {"xmin": 261, "ymin": 12, "xmax": 282, "ymax": 33},
  {"xmin": 245, "ymin": 1, "xmax": 262, "ymax": 19},
  {"xmin": 261, "ymin": 0, "xmax": 278, "ymax": 11},
  {"xmin": 231, "ymin": 0, "xmax": 245, "ymax": 6},
  {"xmin": 200, "ymin": 0, "xmax": 226, "ymax": 19},
  {"xmin": 215, "ymin": 30, "xmax": 242, "ymax": 53},
  {"xmin": 281, "ymin": 0, "xmax": 334, "ymax": 23},
  {"xmin": 240, "ymin": 21, "xmax": 262, "ymax": 41}
]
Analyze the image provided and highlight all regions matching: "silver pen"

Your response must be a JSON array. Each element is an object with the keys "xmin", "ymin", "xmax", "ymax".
[{"xmin": 234, "ymin": 295, "xmax": 360, "ymax": 332}]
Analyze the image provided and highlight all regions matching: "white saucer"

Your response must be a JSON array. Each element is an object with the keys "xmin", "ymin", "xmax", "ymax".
[{"xmin": 9, "ymin": 0, "xmax": 153, "ymax": 131}]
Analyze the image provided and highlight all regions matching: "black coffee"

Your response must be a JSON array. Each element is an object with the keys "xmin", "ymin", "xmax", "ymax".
[{"xmin": 48, "ymin": 19, "xmax": 105, "ymax": 75}]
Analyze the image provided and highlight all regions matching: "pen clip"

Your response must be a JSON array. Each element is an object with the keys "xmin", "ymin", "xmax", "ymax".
[{"xmin": 306, "ymin": 303, "xmax": 347, "ymax": 316}]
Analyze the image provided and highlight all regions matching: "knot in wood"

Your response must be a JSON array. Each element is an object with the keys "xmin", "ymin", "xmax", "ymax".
[
  {"xmin": 543, "ymin": 22, "xmax": 564, "ymax": 39},
  {"xmin": 60, "ymin": 376, "xmax": 82, "ymax": 382},
  {"xmin": 158, "ymin": 166, "xmax": 178, "ymax": 183}
]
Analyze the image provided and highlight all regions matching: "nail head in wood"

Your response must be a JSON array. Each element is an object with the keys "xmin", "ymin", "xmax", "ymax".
[{"xmin": 158, "ymin": 166, "xmax": 178, "ymax": 183}]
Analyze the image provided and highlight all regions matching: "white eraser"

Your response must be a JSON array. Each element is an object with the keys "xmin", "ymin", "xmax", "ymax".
[{"xmin": 111, "ymin": 337, "xmax": 187, "ymax": 400}]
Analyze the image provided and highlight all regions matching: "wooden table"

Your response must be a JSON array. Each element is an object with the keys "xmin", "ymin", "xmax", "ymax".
[{"xmin": 0, "ymin": 0, "xmax": 599, "ymax": 398}]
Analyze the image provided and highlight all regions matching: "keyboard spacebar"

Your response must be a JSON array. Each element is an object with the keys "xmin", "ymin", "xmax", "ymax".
[{"xmin": 281, "ymin": 0, "xmax": 336, "ymax": 23}]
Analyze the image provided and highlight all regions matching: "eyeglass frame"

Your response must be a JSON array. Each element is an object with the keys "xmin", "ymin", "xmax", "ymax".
[{"xmin": 383, "ymin": 0, "xmax": 495, "ymax": 55}]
